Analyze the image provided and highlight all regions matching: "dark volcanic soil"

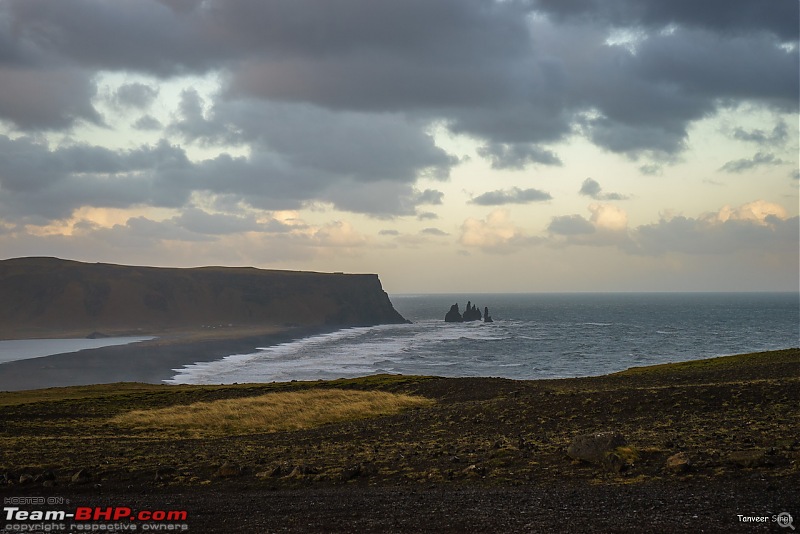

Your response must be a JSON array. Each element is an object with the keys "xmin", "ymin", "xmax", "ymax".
[{"xmin": 1, "ymin": 348, "xmax": 798, "ymax": 533}]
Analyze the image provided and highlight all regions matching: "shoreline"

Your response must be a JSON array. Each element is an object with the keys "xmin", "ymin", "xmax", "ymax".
[{"xmin": 0, "ymin": 325, "xmax": 338, "ymax": 392}]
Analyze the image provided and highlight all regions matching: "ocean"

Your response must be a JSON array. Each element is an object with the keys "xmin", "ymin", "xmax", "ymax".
[{"xmin": 168, "ymin": 292, "xmax": 799, "ymax": 385}]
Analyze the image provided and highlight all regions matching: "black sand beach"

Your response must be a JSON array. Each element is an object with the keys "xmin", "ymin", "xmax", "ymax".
[{"xmin": 0, "ymin": 326, "xmax": 329, "ymax": 391}]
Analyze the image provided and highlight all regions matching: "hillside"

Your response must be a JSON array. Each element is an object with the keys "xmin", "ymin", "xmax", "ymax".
[{"xmin": 0, "ymin": 257, "xmax": 408, "ymax": 339}]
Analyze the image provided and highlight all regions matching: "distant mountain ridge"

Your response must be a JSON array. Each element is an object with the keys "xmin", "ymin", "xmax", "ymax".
[{"xmin": 0, "ymin": 257, "xmax": 408, "ymax": 339}]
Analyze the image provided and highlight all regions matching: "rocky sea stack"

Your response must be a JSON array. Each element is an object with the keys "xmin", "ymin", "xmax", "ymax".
[{"xmin": 444, "ymin": 301, "xmax": 493, "ymax": 323}]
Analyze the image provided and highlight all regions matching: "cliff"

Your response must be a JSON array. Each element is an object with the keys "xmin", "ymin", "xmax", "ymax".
[{"xmin": 0, "ymin": 257, "xmax": 408, "ymax": 339}]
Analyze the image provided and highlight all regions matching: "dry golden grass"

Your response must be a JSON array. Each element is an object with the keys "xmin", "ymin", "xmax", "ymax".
[{"xmin": 111, "ymin": 389, "xmax": 433, "ymax": 437}]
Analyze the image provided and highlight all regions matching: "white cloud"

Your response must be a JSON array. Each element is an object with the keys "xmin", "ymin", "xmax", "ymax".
[
  {"xmin": 589, "ymin": 203, "xmax": 629, "ymax": 232},
  {"xmin": 459, "ymin": 209, "xmax": 540, "ymax": 254}
]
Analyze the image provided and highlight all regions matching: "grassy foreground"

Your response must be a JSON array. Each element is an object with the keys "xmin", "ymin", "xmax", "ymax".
[{"xmin": 0, "ymin": 348, "xmax": 798, "ymax": 490}]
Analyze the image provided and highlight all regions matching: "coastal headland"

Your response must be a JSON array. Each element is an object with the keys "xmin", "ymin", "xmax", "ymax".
[
  {"xmin": 0, "ymin": 257, "xmax": 409, "ymax": 389},
  {"xmin": 0, "ymin": 257, "xmax": 408, "ymax": 340},
  {"xmin": 1, "ymin": 348, "xmax": 798, "ymax": 533}
]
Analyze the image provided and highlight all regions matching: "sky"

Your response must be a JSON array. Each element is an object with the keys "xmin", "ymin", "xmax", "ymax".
[{"xmin": 0, "ymin": 0, "xmax": 798, "ymax": 293}]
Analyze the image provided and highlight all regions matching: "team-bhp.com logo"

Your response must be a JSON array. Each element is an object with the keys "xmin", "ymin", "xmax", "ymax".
[{"xmin": 4, "ymin": 506, "xmax": 189, "ymax": 531}]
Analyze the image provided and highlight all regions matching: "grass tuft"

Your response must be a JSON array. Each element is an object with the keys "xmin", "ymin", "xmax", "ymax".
[{"xmin": 111, "ymin": 389, "xmax": 433, "ymax": 437}]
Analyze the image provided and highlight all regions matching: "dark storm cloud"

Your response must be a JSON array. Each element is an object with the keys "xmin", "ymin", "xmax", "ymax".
[
  {"xmin": 471, "ymin": 187, "xmax": 552, "ymax": 206},
  {"xmin": 531, "ymin": 0, "xmax": 798, "ymax": 41},
  {"xmin": 0, "ymin": 68, "xmax": 101, "ymax": 130},
  {"xmin": 0, "ymin": 136, "xmax": 195, "ymax": 220},
  {"xmin": 0, "ymin": 0, "xmax": 797, "ymax": 222}
]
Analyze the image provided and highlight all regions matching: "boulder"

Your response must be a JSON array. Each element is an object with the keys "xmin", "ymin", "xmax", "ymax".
[
  {"xmin": 567, "ymin": 431, "xmax": 627, "ymax": 464},
  {"xmin": 665, "ymin": 452, "xmax": 691, "ymax": 474},
  {"xmin": 215, "ymin": 461, "xmax": 242, "ymax": 478}
]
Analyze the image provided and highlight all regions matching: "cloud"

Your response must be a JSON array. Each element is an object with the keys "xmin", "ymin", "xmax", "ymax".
[
  {"xmin": 731, "ymin": 120, "xmax": 788, "ymax": 146},
  {"xmin": 0, "ymin": 67, "xmax": 102, "ymax": 130},
  {"xmin": 0, "ymin": 0, "xmax": 794, "ymax": 163},
  {"xmin": 132, "ymin": 114, "xmax": 163, "ymax": 130},
  {"xmin": 459, "ymin": 209, "xmax": 540, "ymax": 254},
  {"xmin": 547, "ymin": 200, "xmax": 796, "ymax": 257},
  {"xmin": 719, "ymin": 152, "xmax": 785, "ymax": 173},
  {"xmin": 0, "ymin": 109, "xmax": 453, "ymax": 222},
  {"xmin": 470, "ymin": 187, "xmax": 552, "ymax": 206},
  {"xmin": 578, "ymin": 178, "xmax": 628, "ymax": 200},
  {"xmin": 113, "ymin": 82, "xmax": 159, "ymax": 109},
  {"xmin": 634, "ymin": 202, "xmax": 797, "ymax": 256},
  {"xmin": 532, "ymin": 0, "xmax": 798, "ymax": 41},
  {"xmin": 476, "ymin": 143, "xmax": 563, "ymax": 170},
  {"xmin": 547, "ymin": 215, "xmax": 595, "ymax": 236},
  {"xmin": 420, "ymin": 227, "xmax": 448, "ymax": 236},
  {"xmin": 589, "ymin": 203, "xmax": 629, "ymax": 232}
]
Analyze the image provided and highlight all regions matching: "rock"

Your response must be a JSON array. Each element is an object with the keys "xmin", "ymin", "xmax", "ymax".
[
  {"xmin": 71, "ymin": 469, "xmax": 91, "ymax": 484},
  {"xmin": 462, "ymin": 465, "xmax": 487, "ymax": 477},
  {"xmin": 34, "ymin": 471, "xmax": 55, "ymax": 484},
  {"xmin": 270, "ymin": 462, "xmax": 294, "ymax": 478},
  {"xmin": 445, "ymin": 304, "xmax": 463, "ymax": 322},
  {"xmin": 567, "ymin": 431, "xmax": 627, "ymax": 464},
  {"xmin": 665, "ymin": 452, "xmax": 691, "ymax": 474},
  {"xmin": 341, "ymin": 461, "xmax": 377, "ymax": 481},
  {"xmin": 484, "ymin": 307, "xmax": 493, "ymax": 322},
  {"xmin": 215, "ymin": 461, "xmax": 241, "ymax": 478},
  {"xmin": 154, "ymin": 466, "xmax": 177, "ymax": 482},
  {"xmin": 727, "ymin": 450, "xmax": 769, "ymax": 468},
  {"xmin": 19, "ymin": 474, "xmax": 34, "ymax": 485},
  {"xmin": 446, "ymin": 301, "xmax": 489, "ymax": 322},
  {"xmin": 42, "ymin": 480, "xmax": 56, "ymax": 488},
  {"xmin": 462, "ymin": 302, "xmax": 482, "ymax": 322}
]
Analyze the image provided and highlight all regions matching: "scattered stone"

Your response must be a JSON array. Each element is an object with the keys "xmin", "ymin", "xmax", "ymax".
[
  {"xmin": 215, "ymin": 461, "xmax": 242, "ymax": 478},
  {"xmin": 462, "ymin": 465, "xmax": 487, "ymax": 477},
  {"xmin": 154, "ymin": 466, "xmax": 177, "ymax": 482},
  {"xmin": 665, "ymin": 452, "xmax": 692, "ymax": 474},
  {"xmin": 727, "ymin": 450, "xmax": 769, "ymax": 468},
  {"xmin": 567, "ymin": 431, "xmax": 627, "ymax": 464},
  {"xmin": 341, "ymin": 461, "xmax": 377, "ymax": 481},
  {"xmin": 71, "ymin": 469, "xmax": 91, "ymax": 484},
  {"xmin": 603, "ymin": 447, "xmax": 638, "ymax": 473},
  {"xmin": 35, "ymin": 470, "xmax": 56, "ymax": 483},
  {"xmin": 270, "ymin": 462, "xmax": 295, "ymax": 478}
]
